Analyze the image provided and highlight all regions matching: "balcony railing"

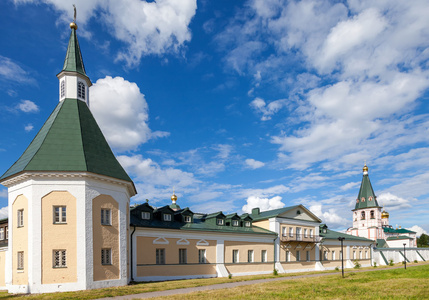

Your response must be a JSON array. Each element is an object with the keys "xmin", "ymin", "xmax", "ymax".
[{"xmin": 280, "ymin": 234, "xmax": 321, "ymax": 242}]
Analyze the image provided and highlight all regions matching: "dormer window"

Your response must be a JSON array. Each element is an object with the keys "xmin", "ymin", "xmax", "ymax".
[
  {"xmin": 163, "ymin": 214, "xmax": 172, "ymax": 221},
  {"xmin": 216, "ymin": 218, "xmax": 224, "ymax": 226},
  {"xmin": 244, "ymin": 221, "xmax": 251, "ymax": 227},
  {"xmin": 77, "ymin": 81, "xmax": 85, "ymax": 100},
  {"xmin": 297, "ymin": 210, "xmax": 301, "ymax": 215},
  {"xmin": 361, "ymin": 211, "xmax": 365, "ymax": 220},
  {"xmin": 142, "ymin": 212, "xmax": 151, "ymax": 220},
  {"xmin": 60, "ymin": 80, "xmax": 65, "ymax": 99},
  {"xmin": 184, "ymin": 216, "xmax": 192, "ymax": 223},
  {"xmin": 232, "ymin": 220, "xmax": 239, "ymax": 227}
]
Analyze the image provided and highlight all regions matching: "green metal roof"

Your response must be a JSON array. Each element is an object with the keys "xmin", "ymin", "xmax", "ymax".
[
  {"xmin": 250, "ymin": 205, "xmax": 299, "ymax": 221},
  {"xmin": 0, "ymin": 98, "xmax": 133, "ymax": 184},
  {"xmin": 376, "ymin": 239, "xmax": 388, "ymax": 248},
  {"xmin": 386, "ymin": 235, "xmax": 413, "ymax": 240},
  {"xmin": 61, "ymin": 28, "xmax": 87, "ymax": 77},
  {"xmin": 320, "ymin": 228, "xmax": 374, "ymax": 242},
  {"xmin": 383, "ymin": 227, "xmax": 415, "ymax": 234},
  {"xmin": 355, "ymin": 168, "xmax": 380, "ymax": 210}
]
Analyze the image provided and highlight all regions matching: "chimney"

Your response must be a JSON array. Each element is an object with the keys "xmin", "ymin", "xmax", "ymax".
[{"xmin": 252, "ymin": 208, "xmax": 260, "ymax": 215}]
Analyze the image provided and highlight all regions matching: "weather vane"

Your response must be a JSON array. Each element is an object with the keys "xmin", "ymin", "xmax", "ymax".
[{"xmin": 73, "ymin": 4, "xmax": 76, "ymax": 23}]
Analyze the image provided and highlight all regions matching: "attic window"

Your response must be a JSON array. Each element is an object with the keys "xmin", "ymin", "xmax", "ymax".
[
  {"xmin": 244, "ymin": 221, "xmax": 251, "ymax": 227},
  {"xmin": 77, "ymin": 81, "xmax": 85, "ymax": 100},
  {"xmin": 232, "ymin": 220, "xmax": 239, "ymax": 227},
  {"xmin": 297, "ymin": 210, "xmax": 301, "ymax": 215},
  {"xmin": 216, "ymin": 219, "xmax": 224, "ymax": 226},
  {"xmin": 60, "ymin": 80, "xmax": 65, "ymax": 99},
  {"xmin": 163, "ymin": 214, "xmax": 172, "ymax": 222},
  {"xmin": 142, "ymin": 212, "xmax": 150, "ymax": 220},
  {"xmin": 184, "ymin": 216, "xmax": 192, "ymax": 223}
]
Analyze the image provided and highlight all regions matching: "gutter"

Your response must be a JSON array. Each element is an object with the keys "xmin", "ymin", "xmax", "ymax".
[{"xmin": 130, "ymin": 225, "xmax": 136, "ymax": 282}]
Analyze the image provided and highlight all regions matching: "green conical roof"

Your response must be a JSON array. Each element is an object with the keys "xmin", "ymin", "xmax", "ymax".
[
  {"xmin": 61, "ymin": 27, "xmax": 87, "ymax": 76},
  {"xmin": 354, "ymin": 165, "xmax": 379, "ymax": 210},
  {"xmin": 0, "ymin": 98, "xmax": 133, "ymax": 184}
]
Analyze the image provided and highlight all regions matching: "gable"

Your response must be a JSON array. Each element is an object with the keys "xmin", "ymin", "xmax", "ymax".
[{"xmin": 277, "ymin": 206, "xmax": 321, "ymax": 223}]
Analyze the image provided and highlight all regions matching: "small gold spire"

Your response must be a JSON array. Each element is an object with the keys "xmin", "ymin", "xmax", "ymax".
[
  {"xmin": 70, "ymin": 5, "xmax": 78, "ymax": 30},
  {"xmin": 363, "ymin": 162, "xmax": 368, "ymax": 173},
  {"xmin": 171, "ymin": 187, "xmax": 177, "ymax": 202}
]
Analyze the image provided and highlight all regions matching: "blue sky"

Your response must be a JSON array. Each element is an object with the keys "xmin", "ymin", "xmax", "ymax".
[{"xmin": 1, "ymin": 0, "xmax": 429, "ymax": 234}]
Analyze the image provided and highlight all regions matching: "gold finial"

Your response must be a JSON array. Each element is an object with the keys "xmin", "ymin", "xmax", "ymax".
[
  {"xmin": 363, "ymin": 161, "xmax": 368, "ymax": 173},
  {"xmin": 171, "ymin": 187, "xmax": 177, "ymax": 202},
  {"xmin": 70, "ymin": 5, "xmax": 78, "ymax": 30}
]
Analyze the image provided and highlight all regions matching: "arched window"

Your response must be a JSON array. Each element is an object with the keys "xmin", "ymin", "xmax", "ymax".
[
  {"xmin": 361, "ymin": 211, "xmax": 365, "ymax": 220},
  {"xmin": 60, "ymin": 80, "xmax": 65, "ymax": 99},
  {"xmin": 370, "ymin": 210, "xmax": 375, "ymax": 219},
  {"xmin": 77, "ymin": 81, "xmax": 85, "ymax": 100}
]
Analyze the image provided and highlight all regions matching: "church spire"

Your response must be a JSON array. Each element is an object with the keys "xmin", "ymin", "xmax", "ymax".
[
  {"xmin": 56, "ymin": 6, "xmax": 92, "ymax": 105},
  {"xmin": 355, "ymin": 163, "xmax": 379, "ymax": 210}
]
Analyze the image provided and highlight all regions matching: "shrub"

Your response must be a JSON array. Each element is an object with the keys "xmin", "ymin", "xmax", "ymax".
[
  {"xmin": 335, "ymin": 267, "xmax": 339, "ymax": 271},
  {"xmin": 402, "ymin": 261, "xmax": 406, "ymax": 265},
  {"xmin": 373, "ymin": 262, "xmax": 377, "ymax": 268},
  {"xmin": 389, "ymin": 259, "xmax": 394, "ymax": 266},
  {"xmin": 273, "ymin": 269, "xmax": 278, "ymax": 276},
  {"xmin": 354, "ymin": 260, "xmax": 361, "ymax": 269},
  {"xmin": 228, "ymin": 274, "xmax": 232, "ymax": 279},
  {"xmin": 414, "ymin": 260, "xmax": 418, "ymax": 263}
]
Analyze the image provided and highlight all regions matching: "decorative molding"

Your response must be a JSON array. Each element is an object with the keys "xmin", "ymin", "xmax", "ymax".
[
  {"xmin": 196, "ymin": 239, "xmax": 209, "ymax": 246},
  {"xmin": 177, "ymin": 238, "xmax": 190, "ymax": 245},
  {"xmin": 153, "ymin": 237, "xmax": 169, "ymax": 245}
]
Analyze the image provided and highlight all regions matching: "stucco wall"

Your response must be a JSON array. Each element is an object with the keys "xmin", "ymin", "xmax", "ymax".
[
  {"xmin": 224, "ymin": 240, "xmax": 273, "ymax": 264},
  {"xmin": 279, "ymin": 242, "xmax": 316, "ymax": 262},
  {"xmin": 41, "ymin": 191, "xmax": 77, "ymax": 284},
  {"xmin": 225, "ymin": 262, "xmax": 273, "ymax": 274},
  {"xmin": 0, "ymin": 249, "xmax": 6, "ymax": 287},
  {"xmin": 12, "ymin": 195, "xmax": 28, "ymax": 285},
  {"xmin": 93, "ymin": 195, "xmax": 120, "ymax": 281},
  {"xmin": 137, "ymin": 264, "xmax": 217, "ymax": 277}
]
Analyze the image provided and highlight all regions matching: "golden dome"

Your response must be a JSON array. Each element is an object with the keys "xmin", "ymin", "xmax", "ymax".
[
  {"xmin": 363, "ymin": 164, "xmax": 368, "ymax": 173},
  {"xmin": 70, "ymin": 22, "xmax": 78, "ymax": 30},
  {"xmin": 381, "ymin": 210, "xmax": 389, "ymax": 219},
  {"xmin": 171, "ymin": 193, "xmax": 177, "ymax": 202}
]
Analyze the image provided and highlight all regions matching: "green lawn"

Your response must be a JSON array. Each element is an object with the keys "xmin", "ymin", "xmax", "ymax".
[{"xmin": 0, "ymin": 263, "xmax": 428, "ymax": 299}]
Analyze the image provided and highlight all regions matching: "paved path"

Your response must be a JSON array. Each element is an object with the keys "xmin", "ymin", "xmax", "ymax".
[{"xmin": 97, "ymin": 263, "xmax": 428, "ymax": 300}]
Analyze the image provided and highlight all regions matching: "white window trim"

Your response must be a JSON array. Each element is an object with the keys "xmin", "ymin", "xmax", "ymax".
[
  {"xmin": 156, "ymin": 248, "xmax": 166, "ymax": 265},
  {"xmin": 217, "ymin": 218, "xmax": 224, "ymax": 225},
  {"xmin": 184, "ymin": 215, "xmax": 192, "ymax": 223},
  {"xmin": 248, "ymin": 250, "xmax": 254, "ymax": 263},
  {"xmin": 233, "ymin": 249, "xmax": 239, "ymax": 263},
  {"xmin": 142, "ymin": 211, "xmax": 151, "ymax": 220},
  {"xmin": 101, "ymin": 209, "xmax": 111, "ymax": 225},
  {"xmin": 198, "ymin": 249, "xmax": 207, "ymax": 264},
  {"xmin": 54, "ymin": 206, "xmax": 67, "ymax": 224},
  {"xmin": 179, "ymin": 248, "xmax": 187, "ymax": 264},
  {"xmin": 53, "ymin": 249, "xmax": 67, "ymax": 268},
  {"xmin": 17, "ymin": 251, "xmax": 24, "ymax": 270},
  {"xmin": 232, "ymin": 220, "xmax": 239, "ymax": 227},
  {"xmin": 244, "ymin": 221, "xmax": 251, "ymax": 227},
  {"xmin": 0, "ymin": 228, "xmax": 4, "ymax": 240},
  {"xmin": 17, "ymin": 209, "xmax": 24, "ymax": 228},
  {"xmin": 261, "ymin": 250, "xmax": 267, "ymax": 263},
  {"xmin": 163, "ymin": 214, "xmax": 172, "ymax": 221}
]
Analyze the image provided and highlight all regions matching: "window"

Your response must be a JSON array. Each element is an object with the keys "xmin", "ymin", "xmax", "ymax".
[
  {"xmin": 77, "ymin": 81, "xmax": 85, "ymax": 100},
  {"xmin": 101, "ymin": 209, "xmax": 111, "ymax": 225},
  {"xmin": 306, "ymin": 251, "xmax": 310, "ymax": 261},
  {"xmin": 232, "ymin": 220, "xmax": 239, "ymax": 226},
  {"xmin": 332, "ymin": 251, "xmax": 336, "ymax": 260},
  {"xmin": 198, "ymin": 249, "xmax": 206, "ymax": 264},
  {"xmin": 0, "ymin": 228, "xmax": 4, "ymax": 240},
  {"xmin": 17, "ymin": 251, "xmax": 24, "ymax": 270},
  {"xmin": 60, "ymin": 80, "xmax": 65, "ymax": 99},
  {"xmin": 359, "ymin": 251, "xmax": 362, "ymax": 259},
  {"xmin": 365, "ymin": 251, "xmax": 368, "ymax": 259},
  {"xmin": 17, "ymin": 209, "xmax": 24, "ymax": 227},
  {"xmin": 184, "ymin": 216, "xmax": 191, "ymax": 223},
  {"xmin": 156, "ymin": 248, "xmax": 165, "ymax": 264},
  {"xmin": 304, "ymin": 228, "xmax": 308, "ymax": 238},
  {"xmin": 54, "ymin": 206, "xmax": 67, "ymax": 224},
  {"xmin": 361, "ymin": 211, "xmax": 365, "ymax": 220},
  {"xmin": 5, "ymin": 227, "xmax": 8, "ymax": 239},
  {"xmin": 310, "ymin": 229, "xmax": 313, "ymax": 238},
  {"xmin": 296, "ymin": 227, "xmax": 302, "ymax": 241},
  {"xmin": 289, "ymin": 227, "xmax": 293, "ymax": 237},
  {"xmin": 353, "ymin": 251, "xmax": 356, "ymax": 259},
  {"xmin": 101, "ymin": 248, "xmax": 112, "ymax": 265},
  {"xmin": 261, "ymin": 250, "xmax": 267, "ymax": 262},
  {"xmin": 296, "ymin": 251, "xmax": 301, "ymax": 261},
  {"xmin": 216, "ymin": 218, "xmax": 224, "ymax": 225},
  {"xmin": 232, "ymin": 249, "xmax": 239, "ymax": 263},
  {"xmin": 282, "ymin": 227, "xmax": 287, "ymax": 237},
  {"xmin": 244, "ymin": 221, "xmax": 251, "ymax": 227},
  {"xmin": 163, "ymin": 214, "xmax": 172, "ymax": 221},
  {"xmin": 142, "ymin": 212, "xmax": 151, "ymax": 220},
  {"xmin": 285, "ymin": 251, "xmax": 290, "ymax": 262},
  {"xmin": 179, "ymin": 249, "xmax": 187, "ymax": 264},
  {"xmin": 248, "ymin": 250, "xmax": 254, "ymax": 263},
  {"xmin": 53, "ymin": 250, "xmax": 67, "ymax": 268},
  {"xmin": 323, "ymin": 251, "xmax": 328, "ymax": 260},
  {"xmin": 370, "ymin": 210, "xmax": 375, "ymax": 219},
  {"xmin": 340, "ymin": 251, "xmax": 343, "ymax": 260}
]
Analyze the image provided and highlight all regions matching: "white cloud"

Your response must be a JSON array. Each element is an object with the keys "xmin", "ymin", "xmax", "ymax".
[
  {"xmin": 16, "ymin": 0, "xmax": 197, "ymax": 68},
  {"xmin": 90, "ymin": 76, "xmax": 169, "ymax": 151},
  {"xmin": 0, "ymin": 189, "xmax": 7, "ymax": 198},
  {"xmin": 245, "ymin": 158, "xmax": 265, "ymax": 169},
  {"xmin": 0, "ymin": 55, "xmax": 34, "ymax": 84},
  {"xmin": 242, "ymin": 195, "xmax": 285, "ymax": 213},
  {"xmin": 340, "ymin": 181, "xmax": 360, "ymax": 191},
  {"xmin": 377, "ymin": 192, "xmax": 411, "ymax": 211},
  {"xmin": 309, "ymin": 204, "xmax": 348, "ymax": 227},
  {"xmin": 250, "ymin": 97, "xmax": 288, "ymax": 121},
  {"xmin": 17, "ymin": 100, "xmax": 39, "ymax": 113},
  {"xmin": 24, "ymin": 124, "xmax": 34, "ymax": 132},
  {"xmin": 0, "ymin": 207, "xmax": 7, "ymax": 220},
  {"xmin": 407, "ymin": 225, "xmax": 427, "ymax": 237}
]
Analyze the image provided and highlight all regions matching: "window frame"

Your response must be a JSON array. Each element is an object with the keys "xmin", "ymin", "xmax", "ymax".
[
  {"xmin": 53, "ymin": 249, "xmax": 67, "ymax": 268},
  {"xmin": 101, "ymin": 248, "xmax": 112, "ymax": 265},
  {"xmin": 247, "ymin": 250, "xmax": 254, "ymax": 263},
  {"xmin": 244, "ymin": 221, "xmax": 251, "ymax": 227},
  {"xmin": 179, "ymin": 248, "xmax": 187, "ymax": 264},
  {"xmin": 285, "ymin": 250, "xmax": 290, "ymax": 262},
  {"xmin": 17, "ymin": 209, "xmax": 24, "ymax": 228},
  {"xmin": 184, "ymin": 215, "xmax": 192, "ymax": 223},
  {"xmin": 163, "ymin": 214, "xmax": 172, "ymax": 222},
  {"xmin": 0, "ymin": 228, "xmax": 4, "ymax": 240},
  {"xmin": 60, "ymin": 80, "xmax": 65, "ymax": 99},
  {"xmin": 77, "ymin": 81, "xmax": 86, "ymax": 100},
  {"xmin": 142, "ymin": 211, "xmax": 151, "ymax": 220},
  {"xmin": 101, "ymin": 209, "xmax": 111, "ymax": 226},
  {"xmin": 216, "ymin": 218, "xmax": 224, "ymax": 226},
  {"xmin": 232, "ymin": 249, "xmax": 239, "ymax": 263},
  {"xmin": 296, "ymin": 250, "xmax": 301, "ymax": 262},
  {"xmin": 17, "ymin": 251, "xmax": 24, "ymax": 270},
  {"xmin": 53, "ymin": 206, "xmax": 67, "ymax": 224},
  {"xmin": 306, "ymin": 250, "xmax": 310, "ymax": 261},
  {"xmin": 156, "ymin": 248, "xmax": 165, "ymax": 265},
  {"xmin": 289, "ymin": 227, "xmax": 293, "ymax": 237},
  {"xmin": 261, "ymin": 250, "xmax": 267, "ymax": 263},
  {"xmin": 198, "ymin": 249, "xmax": 206, "ymax": 264}
]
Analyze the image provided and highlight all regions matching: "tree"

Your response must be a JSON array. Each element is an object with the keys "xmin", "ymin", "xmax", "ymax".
[{"xmin": 417, "ymin": 233, "xmax": 429, "ymax": 248}]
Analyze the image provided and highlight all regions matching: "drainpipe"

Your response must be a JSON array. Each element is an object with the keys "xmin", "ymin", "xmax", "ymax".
[{"xmin": 130, "ymin": 225, "xmax": 136, "ymax": 282}]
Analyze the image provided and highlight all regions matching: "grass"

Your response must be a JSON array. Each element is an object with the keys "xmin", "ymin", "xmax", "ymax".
[{"xmin": 0, "ymin": 263, "xmax": 427, "ymax": 299}]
